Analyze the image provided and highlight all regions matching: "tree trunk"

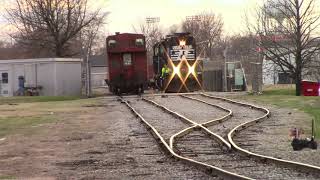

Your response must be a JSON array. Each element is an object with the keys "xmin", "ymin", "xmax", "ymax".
[
  {"xmin": 295, "ymin": 70, "xmax": 302, "ymax": 96},
  {"xmin": 55, "ymin": 43, "xmax": 63, "ymax": 57}
]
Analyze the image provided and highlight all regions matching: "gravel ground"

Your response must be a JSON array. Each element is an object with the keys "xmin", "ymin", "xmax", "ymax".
[
  {"xmin": 1, "ymin": 93, "xmax": 318, "ymax": 179},
  {"xmin": 129, "ymin": 98, "xmax": 189, "ymax": 143},
  {"xmin": 0, "ymin": 97, "xmax": 215, "ymax": 179},
  {"xmin": 233, "ymin": 105, "xmax": 320, "ymax": 167},
  {"xmin": 189, "ymin": 95, "xmax": 266, "ymax": 139},
  {"xmin": 175, "ymin": 130, "xmax": 320, "ymax": 180},
  {"xmin": 151, "ymin": 96, "xmax": 229, "ymax": 124},
  {"xmin": 201, "ymin": 92, "xmax": 320, "ymax": 167},
  {"xmin": 149, "ymin": 94, "xmax": 320, "ymax": 179}
]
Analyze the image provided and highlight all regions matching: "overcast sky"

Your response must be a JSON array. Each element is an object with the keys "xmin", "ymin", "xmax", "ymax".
[
  {"xmin": 0, "ymin": 0, "xmax": 257, "ymax": 40},
  {"xmin": 106, "ymin": 0, "xmax": 256, "ymax": 35}
]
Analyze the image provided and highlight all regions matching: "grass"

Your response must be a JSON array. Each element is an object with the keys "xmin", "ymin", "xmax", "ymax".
[
  {"xmin": 0, "ymin": 175, "xmax": 15, "ymax": 179},
  {"xmin": 0, "ymin": 96, "xmax": 94, "ymax": 138},
  {"xmin": 235, "ymin": 85, "xmax": 320, "ymax": 138},
  {"xmin": 0, "ymin": 116, "xmax": 56, "ymax": 137},
  {"xmin": 0, "ymin": 96, "xmax": 80, "ymax": 105}
]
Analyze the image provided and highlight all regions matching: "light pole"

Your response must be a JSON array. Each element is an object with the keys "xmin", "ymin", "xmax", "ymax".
[
  {"xmin": 186, "ymin": 15, "xmax": 201, "ymax": 22},
  {"xmin": 146, "ymin": 17, "xmax": 160, "ymax": 24}
]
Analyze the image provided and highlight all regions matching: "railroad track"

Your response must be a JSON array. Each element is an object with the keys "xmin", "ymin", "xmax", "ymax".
[
  {"xmin": 196, "ymin": 93, "xmax": 320, "ymax": 175},
  {"xmin": 121, "ymin": 96, "xmax": 248, "ymax": 179},
  {"xmin": 121, "ymin": 93, "xmax": 320, "ymax": 179}
]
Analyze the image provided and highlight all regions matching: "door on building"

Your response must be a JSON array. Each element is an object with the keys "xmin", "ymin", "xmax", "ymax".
[{"xmin": 0, "ymin": 71, "xmax": 10, "ymax": 97}]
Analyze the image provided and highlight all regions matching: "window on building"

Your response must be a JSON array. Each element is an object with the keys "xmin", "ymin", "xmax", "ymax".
[
  {"xmin": 123, "ymin": 53, "xmax": 132, "ymax": 66},
  {"xmin": 1, "ymin": 73, "xmax": 8, "ymax": 84}
]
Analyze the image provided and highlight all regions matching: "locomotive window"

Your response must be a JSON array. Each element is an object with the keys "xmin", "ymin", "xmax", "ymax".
[
  {"xmin": 123, "ymin": 53, "xmax": 132, "ymax": 66},
  {"xmin": 108, "ymin": 40, "xmax": 116, "ymax": 47},
  {"xmin": 135, "ymin": 38, "xmax": 144, "ymax": 46}
]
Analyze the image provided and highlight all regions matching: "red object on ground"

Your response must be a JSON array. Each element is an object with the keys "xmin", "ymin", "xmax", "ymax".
[{"xmin": 301, "ymin": 80, "xmax": 320, "ymax": 96}]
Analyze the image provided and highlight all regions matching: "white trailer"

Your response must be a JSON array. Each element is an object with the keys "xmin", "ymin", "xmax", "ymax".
[{"xmin": 0, "ymin": 58, "xmax": 82, "ymax": 97}]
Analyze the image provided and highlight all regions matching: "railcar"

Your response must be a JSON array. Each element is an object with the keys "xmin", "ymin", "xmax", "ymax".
[
  {"xmin": 153, "ymin": 33, "xmax": 203, "ymax": 92},
  {"xmin": 106, "ymin": 33, "xmax": 148, "ymax": 94}
]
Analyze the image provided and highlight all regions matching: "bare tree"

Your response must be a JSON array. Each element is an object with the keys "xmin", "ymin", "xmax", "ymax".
[
  {"xmin": 224, "ymin": 34, "xmax": 262, "ymax": 85},
  {"xmin": 249, "ymin": 0, "xmax": 320, "ymax": 96},
  {"xmin": 182, "ymin": 12, "xmax": 224, "ymax": 59},
  {"xmin": 0, "ymin": 40, "xmax": 35, "ymax": 59},
  {"xmin": 0, "ymin": 41, "xmax": 7, "ymax": 48},
  {"xmin": 227, "ymin": 34, "xmax": 258, "ymax": 59},
  {"xmin": 132, "ymin": 20, "xmax": 163, "ymax": 55},
  {"xmin": 6, "ymin": 0, "xmax": 107, "ymax": 57},
  {"xmin": 80, "ymin": 14, "xmax": 107, "ymax": 97},
  {"xmin": 132, "ymin": 19, "xmax": 163, "ymax": 79},
  {"xmin": 168, "ymin": 24, "xmax": 181, "ymax": 34}
]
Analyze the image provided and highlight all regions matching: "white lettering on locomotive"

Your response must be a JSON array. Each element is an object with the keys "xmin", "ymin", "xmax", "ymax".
[
  {"xmin": 170, "ymin": 49, "xmax": 195, "ymax": 61},
  {"xmin": 170, "ymin": 45, "xmax": 195, "ymax": 61}
]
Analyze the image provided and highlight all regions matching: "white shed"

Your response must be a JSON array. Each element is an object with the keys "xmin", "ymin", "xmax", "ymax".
[{"xmin": 0, "ymin": 58, "xmax": 82, "ymax": 97}]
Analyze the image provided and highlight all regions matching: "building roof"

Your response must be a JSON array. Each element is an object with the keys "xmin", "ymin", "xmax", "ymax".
[
  {"xmin": 0, "ymin": 58, "xmax": 82, "ymax": 64},
  {"xmin": 90, "ymin": 55, "xmax": 107, "ymax": 67}
]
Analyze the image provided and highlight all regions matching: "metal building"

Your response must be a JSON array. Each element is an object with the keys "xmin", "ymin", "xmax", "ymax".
[{"xmin": 0, "ymin": 58, "xmax": 82, "ymax": 97}]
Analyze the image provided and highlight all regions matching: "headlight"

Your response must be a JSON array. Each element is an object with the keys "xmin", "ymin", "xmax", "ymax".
[
  {"xmin": 179, "ymin": 40, "xmax": 186, "ymax": 46},
  {"xmin": 173, "ymin": 66, "xmax": 180, "ymax": 75},
  {"xmin": 188, "ymin": 66, "xmax": 195, "ymax": 74}
]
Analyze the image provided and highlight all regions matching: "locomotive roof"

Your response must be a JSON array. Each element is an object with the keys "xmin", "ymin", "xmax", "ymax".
[{"xmin": 155, "ymin": 32, "xmax": 194, "ymax": 45}]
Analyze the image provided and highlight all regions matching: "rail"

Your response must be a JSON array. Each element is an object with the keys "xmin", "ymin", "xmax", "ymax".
[
  {"xmin": 200, "ymin": 93, "xmax": 320, "ymax": 174},
  {"xmin": 121, "ymin": 96, "xmax": 251, "ymax": 179}
]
